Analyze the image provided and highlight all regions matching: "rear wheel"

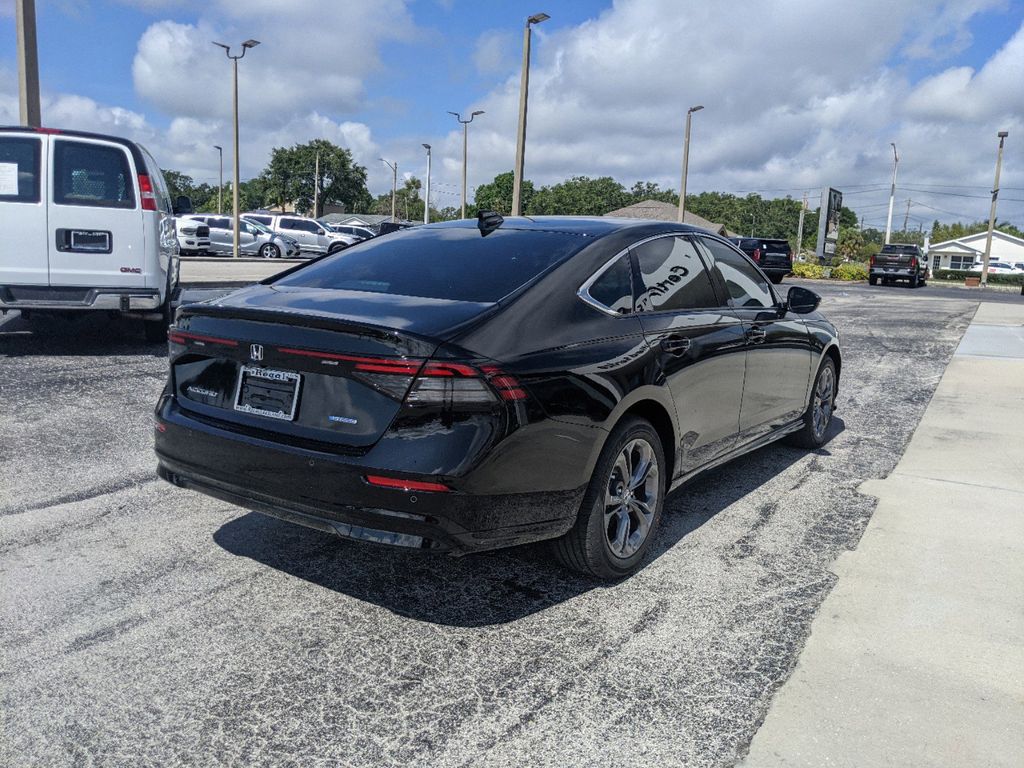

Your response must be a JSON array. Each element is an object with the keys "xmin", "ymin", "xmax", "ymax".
[
  {"xmin": 143, "ymin": 274, "xmax": 174, "ymax": 343},
  {"xmin": 868, "ymin": 275, "xmax": 878, "ymax": 286},
  {"xmin": 553, "ymin": 417, "xmax": 665, "ymax": 580},
  {"xmin": 769, "ymin": 273, "xmax": 784, "ymax": 285},
  {"xmin": 328, "ymin": 243, "xmax": 346, "ymax": 255},
  {"xmin": 787, "ymin": 357, "xmax": 836, "ymax": 449},
  {"xmin": 260, "ymin": 243, "xmax": 280, "ymax": 259},
  {"xmin": 909, "ymin": 274, "xmax": 919, "ymax": 288}
]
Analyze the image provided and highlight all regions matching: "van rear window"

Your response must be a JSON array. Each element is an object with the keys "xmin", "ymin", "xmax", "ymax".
[
  {"xmin": 0, "ymin": 136, "xmax": 41, "ymax": 203},
  {"xmin": 53, "ymin": 140, "xmax": 135, "ymax": 209}
]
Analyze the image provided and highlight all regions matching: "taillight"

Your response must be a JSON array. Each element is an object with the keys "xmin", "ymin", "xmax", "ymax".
[
  {"xmin": 752, "ymin": 248, "xmax": 761, "ymax": 262},
  {"xmin": 138, "ymin": 173, "xmax": 158, "ymax": 211},
  {"xmin": 168, "ymin": 329, "xmax": 239, "ymax": 347},
  {"xmin": 910, "ymin": 257, "xmax": 918, "ymax": 268},
  {"xmin": 405, "ymin": 362, "xmax": 526, "ymax": 406},
  {"xmin": 870, "ymin": 255, "xmax": 876, "ymax": 268}
]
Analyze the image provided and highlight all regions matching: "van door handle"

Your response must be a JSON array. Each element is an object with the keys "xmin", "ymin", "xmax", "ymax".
[
  {"xmin": 746, "ymin": 327, "xmax": 767, "ymax": 344},
  {"xmin": 660, "ymin": 335, "xmax": 691, "ymax": 355}
]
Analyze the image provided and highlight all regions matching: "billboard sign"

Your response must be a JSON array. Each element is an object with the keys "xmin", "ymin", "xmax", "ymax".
[{"xmin": 815, "ymin": 187, "xmax": 843, "ymax": 263}]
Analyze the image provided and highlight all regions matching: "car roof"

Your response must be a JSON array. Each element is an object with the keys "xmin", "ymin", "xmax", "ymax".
[{"xmin": 424, "ymin": 216, "xmax": 710, "ymax": 238}]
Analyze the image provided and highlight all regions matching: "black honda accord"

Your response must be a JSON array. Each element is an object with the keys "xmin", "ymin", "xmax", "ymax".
[{"xmin": 155, "ymin": 214, "xmax": 840, "ymax": 579}]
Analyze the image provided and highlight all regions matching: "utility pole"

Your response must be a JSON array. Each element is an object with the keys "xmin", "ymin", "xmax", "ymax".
[
  {"xmin": 795, "ymin": 193, "xmax": 808, "ymax": 259},
  {"xmin": 379, "ymin": 158, "xmax": 397, "ymax": 221},
  {"xmin": 903, "ymin": 198, "xmax": 911, "ymax": 233},
  {"xmin": 448, "ymin": 110, "xmax": 484, "ymax": 218},
  {"xmin": 884, "ymin": 142, "xmax": 898, "ymax": 244},
  {"xmin": 677, "ymin": 104, "xmax": 704, "ymax": 223},
  {"xmin": 313, "ymin": 151, "xmax": 320, "ymax": 219},
  {"xmin": 214, "ymin": 145, "xmax": 223, "ymax": 214},
  {"xmin": 16, "ymin": 0, "xmax": 41, "ymax": 127},
  {"xmin": 981, "ymin": 131, "xmax": 1009, "ymax": 288},
  {"xmin": 422, "ymin": 144, "xmax": 432, "ymax": 224}
]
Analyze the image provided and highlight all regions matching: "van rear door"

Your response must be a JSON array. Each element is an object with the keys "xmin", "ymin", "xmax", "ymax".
[
  {"xmin": 47, "ymin": 137, "xmax": 146, "ymax": 288},
  {"xmin": 0, "ymin": 131, "xmax": 48, "ymax": 285}
]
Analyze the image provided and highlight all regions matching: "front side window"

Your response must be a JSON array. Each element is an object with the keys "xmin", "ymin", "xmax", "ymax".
[
  {"xmin": 0, "ymin": 136, "xmax": 42, "ymax": 203},
  {"xmin": 700, "ymin": 237, "xmax": 774, "ymax": 309},
  {"xmin": 53, "ymin": 140, "xmax": 134, "ymax": 209},
  {"xmin": 633, "ymin": 236, "xmax": 719, "ymax": 312},
  {"xmin": 584, "ymin": 255, "xmax": 633, "ymax": 315}
]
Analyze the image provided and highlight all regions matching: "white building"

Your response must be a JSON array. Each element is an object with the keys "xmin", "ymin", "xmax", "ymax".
[{"xmin": 927, "ymin": 230, "xmax": 1024, "ymax": 271}]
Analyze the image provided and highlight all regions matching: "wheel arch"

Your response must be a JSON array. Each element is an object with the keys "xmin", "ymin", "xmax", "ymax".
[{"xmin": 580, "ymin": 389, "xmax": 679, "ymax": 484}]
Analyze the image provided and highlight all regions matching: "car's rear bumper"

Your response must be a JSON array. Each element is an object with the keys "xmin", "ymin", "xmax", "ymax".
[
  {"xmin": 154, "ymin": 399, "xmax": 584, "ymax": 555},
  {"xmin": 870, "ymin": 267, "xmax": 917, "ymax": 279},
  {"xmin": 0, "ymin": 285, "xmax": 161, "ymax": 311}
]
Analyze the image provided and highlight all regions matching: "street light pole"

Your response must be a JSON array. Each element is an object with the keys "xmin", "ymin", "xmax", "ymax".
[
  {"xmin": 512, "ymin": 12, "xmax": 549, "ymax": 216},
  {"xmin": 213, "ymin": 145, "xmax": 223, "ymax": 214},
  {"xmin": 16, "ymin": 0, "xmax": 41, "ymax": 127},
  {"xmin": 448, "ymin": 110, "xmax": 484, "ymax": 218},
  {"xmin": 422, "ymin": 144, "xmax": 432, "ymax": 224},
  {"xmin": 981, "ymin": 131, "xmax": 1009, "ymax": 288},
  {"xmin": 677, "ymin": 104, "xmax": 703, "ymax": 224},
  {"xmin": 380, "ymin": 158, "xmax": 398, "ymax": 221},
  {"xmin": 213, "ymin": 39, "xmax": 260, "ymax": 258},
  {"xmin": 884, "ymin": 142, "xmax": 898, "ymax": 244}
]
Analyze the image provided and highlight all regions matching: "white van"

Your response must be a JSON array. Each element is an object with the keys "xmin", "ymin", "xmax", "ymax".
[{"xmin": 0, "ymin": 126, "xmax": 186, "ymax": 341}]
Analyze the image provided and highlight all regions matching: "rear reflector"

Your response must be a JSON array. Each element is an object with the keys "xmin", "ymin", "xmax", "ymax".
[
  {"xmin": 138, "ymin": 174, "xmax": 158, "ymax": 211},
  {"xmin": 365, "ymin": 475, "xmax": 450, "ymax": 493}
]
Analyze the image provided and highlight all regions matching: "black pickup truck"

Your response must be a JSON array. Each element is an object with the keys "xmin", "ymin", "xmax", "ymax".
[{"xmin": 869, "ymin": 243, "xmax": 927, "ymax": 288}]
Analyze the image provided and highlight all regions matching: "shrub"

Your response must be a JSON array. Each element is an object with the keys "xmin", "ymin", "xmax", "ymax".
[
  {"xmin": 831, "ymin": 262, "xmax": 869, "ymax": 281},
  {"xmin": 934, "ymin": 268, "xmax": 1024, "ymax": 286},
  {"xmin": 791, "ymin": 261, "xmax": 824, "ymax": 279}
]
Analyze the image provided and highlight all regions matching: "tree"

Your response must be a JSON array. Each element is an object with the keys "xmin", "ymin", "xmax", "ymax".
[
  {"xmin": 260, "ymin": 139, "xmax": 372, "ymax": 215},
  {"xmin": 628, "ymin": 181, "xmax": 677, "ymax": 204},
  {"xmin": 930, "ymin": 219, "xmax": 1024, "ymax": 243},
  {"xmin": 161, "ymin": 169, "xmax": 216, "ymax": 212},
  {"xmin": 528, "ymin": 176, "xmax": 631, "ymax": 216},
  {"xmin": 474, "ymin": 171, "xmax": 535, "ymax": 215}
]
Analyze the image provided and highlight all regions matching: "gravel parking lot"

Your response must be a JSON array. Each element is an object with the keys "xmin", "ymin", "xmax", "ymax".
[{"xmin": 0, "ymin": 283, "xmax": 1012, "ymax": 766}]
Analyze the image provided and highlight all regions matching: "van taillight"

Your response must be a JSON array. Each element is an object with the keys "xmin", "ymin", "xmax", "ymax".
[
  {"xmin": 138, "ymin": 174, "xmax": 158, "ymax": 211},
  {"xmin": 870, "ymin": 255, "xmax": 876, "ymax": 268},
  {"xmin": 910, "ymin": 257, "xmax": 918, "ymax": 268},
  {"xmin": 752, "ymin": 248, "xmax": 761, "ymax": 262}
]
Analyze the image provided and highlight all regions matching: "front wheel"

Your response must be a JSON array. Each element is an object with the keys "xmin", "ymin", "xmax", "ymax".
[
  {"xmin": 260, "ymin": 243, "xmax": 280, "ymax": 259},
  {"xmin": 787, "ymin": 357, "xmax": 836, "ymax": 449},
  {"xmin": 769, "ymin": 273, "xmax": 784, "ymax": 285},
  {"xmin": 869, "ymin": 275, "xmax": 878, "ymax": 286},
  {"xmin": 553, "ymin": 417, "xmax": 665, "ymax": 580}
]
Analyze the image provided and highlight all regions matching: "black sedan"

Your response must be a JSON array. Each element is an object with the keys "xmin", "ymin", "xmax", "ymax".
[{"xmin": 155, "ymin": 214, "xmax": 841, "ymax": 580}]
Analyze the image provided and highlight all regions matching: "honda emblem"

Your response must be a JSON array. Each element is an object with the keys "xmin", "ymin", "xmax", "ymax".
[{"xmin": 250, "ymin": 343, "xmax": 264, "ymax": 362}]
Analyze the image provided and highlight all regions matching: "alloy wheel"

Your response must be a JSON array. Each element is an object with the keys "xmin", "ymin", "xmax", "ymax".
[
  {"xmin": 812, "ymin": 366, "xmax": 834, "ymax": 440},
  {"xmin": 604, "ymin": 438, "xmax": 660, "ymax": 559}
]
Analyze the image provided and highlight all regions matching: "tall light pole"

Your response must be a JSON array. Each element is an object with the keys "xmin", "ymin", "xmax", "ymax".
[
  {"xmin": 213, "ymin": 145, "xmax": 223, "ymax": 214},
  {"xmin": 213, "ymin": 39, "xmax": 260, "ymax": 258},
  {"xmin": 16, "ymin": 0, "xmax": 41, "ymax": 127},
  {"xmin": 512, "ymin": 12, "xmax": 549, "ymax": 216},
  {"xmin": 422, "ymin": 143, "xmax": 432, "ymax": 224},
  {"xmin": 884, "ymin": 142, "xmax": 898, "ymax": 244},
  {"xmin": 380, "ymin": 158, "xmax": 398, "ymax": 221},
  {"xmin": 981, "ymin": 131, "xmax": 1009, "ymax": 288},
  {"xmin": 448, "ymin": 110, "xmax": 484, "ymax": 218},
  {"xmin": 677, "ymin": 104, "xmax": 703, "ymax": 224}
]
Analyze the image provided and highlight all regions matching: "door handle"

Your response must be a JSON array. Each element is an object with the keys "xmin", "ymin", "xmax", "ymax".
[
  {"xmin": 745, "ymin": 327, "xmax": 767, "ymax": 344},
  {"xmin": 660, "ymin": 335, "xmax": 691, "ymax": 355}
]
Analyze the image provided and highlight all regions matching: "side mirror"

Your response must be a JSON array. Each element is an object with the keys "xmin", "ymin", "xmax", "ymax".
[
  {"xmin": 786, "ymin": 285, "xmax": 821, "ymax": 314},
  {"xmin": 173, "ymin": 195, "xmax": 193, "ymax": 215}
]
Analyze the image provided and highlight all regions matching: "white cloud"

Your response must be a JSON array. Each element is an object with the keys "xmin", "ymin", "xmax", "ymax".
[{"xmin": 473, "ymin": 30, "xmax": 517, "ymax": 76}]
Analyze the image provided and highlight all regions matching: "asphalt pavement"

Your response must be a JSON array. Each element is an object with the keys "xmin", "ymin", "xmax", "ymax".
[{"xmin": 0, "ymin": 281, "xmax": 1015, "ymax": 766}]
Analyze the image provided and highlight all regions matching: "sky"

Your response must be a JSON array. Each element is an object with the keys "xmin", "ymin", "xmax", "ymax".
[{"xmin": 1, "ymin": 0, "xmax": 1023, "ymax": 228}]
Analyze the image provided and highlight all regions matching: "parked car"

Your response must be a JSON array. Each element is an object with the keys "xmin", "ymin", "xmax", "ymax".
[
  {"xmin": 324, "ymin": 223, "xmax": 376, "ymax": 240},
  {"xmin": 188, "ymin": 215, "xmax": 300, "ymax": 258},
  {"xmin": 727, "ymin": 237, "xmax": 792, "ymax": 284},
  {"xmin": 968, "ymin": 261, "xmax": 1021, "ymax": 275},
  {"xmin": 241, "ymin": 213, "xmax": 357, "ymax": 256},
  {"xmin": 175, "ymin": 217, "xmax": 210, "ymax": 256},
  {"xmin": 155, "ymin": 215, "xmax": 841, "ymax": 580},
  {"xmin": 869, "ymin": 243, "xmax": 927, "ymax": 287},
  {"xmin": 0, "ymin": 125, "xmax": 184, "ymax": 341}
]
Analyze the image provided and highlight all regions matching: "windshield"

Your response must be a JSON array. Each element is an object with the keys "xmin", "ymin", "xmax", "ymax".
[
  {"xmin": 245, "ymin": 218, "xmax": 273, "ymax": 235},
  {"xmin": 275, "ymin": 225, "xmax": 591, "ymax": 303}
]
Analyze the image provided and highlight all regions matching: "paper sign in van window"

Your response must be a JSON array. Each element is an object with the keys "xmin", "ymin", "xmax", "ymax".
[{"xmin": 0, "ymin": 162, "xmax": 18, "ymax": 196}]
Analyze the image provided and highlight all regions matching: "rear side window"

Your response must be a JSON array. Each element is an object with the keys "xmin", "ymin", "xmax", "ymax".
[
  {"xmin": 585, "ymin": 255, "xmax": 633, "ymax": 314},
  {"xmin": 247, "ymin": 215, "xmax": 272, "ymax": 225},
  {"xmin": 700, "ymin": 237, "xmax": 774, "ymax": 309},
  {"xmin": 53, "ymin": 140, "xmax": 135, "ymax": 209},
  {"xmin": 0, "ymin": 136, "xmax": 42, "ymax": 203},
  {"xmin": 276, "ymin": 226, "xmax": 590, "ymax": 303},
  {"xmin": 634, "ymin": 236, "xmax": 720, "ymax": 312}
]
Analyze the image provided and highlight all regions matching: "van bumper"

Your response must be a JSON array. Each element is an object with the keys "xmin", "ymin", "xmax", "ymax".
[{"xmin": 0, "ymin": 285, "xmax": 161, "ymax": 311}]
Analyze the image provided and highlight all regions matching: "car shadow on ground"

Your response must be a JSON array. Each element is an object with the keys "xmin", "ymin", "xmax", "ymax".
[
  {"xmin": 213, "ymin": 419, "xmax": 845, "ymax": 628},
  {"xmin": 0, "ymin": 313, "xmax": 167, "ymax": 358}
]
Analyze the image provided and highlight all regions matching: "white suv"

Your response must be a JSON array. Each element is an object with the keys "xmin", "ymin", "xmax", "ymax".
[
  {"xmin": 0, "ymin": 126, "xmax": 183, "ymax": 341},
  {"xmin": 243, "ymin": 213, "xmax": 357, "ymax": 256}
]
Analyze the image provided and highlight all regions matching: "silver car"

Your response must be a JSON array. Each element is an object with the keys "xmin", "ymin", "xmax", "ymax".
[
  {"xmin": 243, "ymin": 213, "xmax": 358, "ymax": 256},
  {"xmin": 186, "ymin": 215, "xmax": 300, "ymax": 258}
]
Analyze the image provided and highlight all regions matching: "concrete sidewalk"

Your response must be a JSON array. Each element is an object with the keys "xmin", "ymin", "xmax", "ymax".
[
  {"xmin": 743, "ymin": 302, "xmax": 1024, "ymax": 767},
  {"xmin": 178, "ymin": 257, "xmax": 301, "ymax": 286}
]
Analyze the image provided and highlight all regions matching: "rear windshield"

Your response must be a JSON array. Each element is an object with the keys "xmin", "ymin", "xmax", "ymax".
[
  {"xmin": 53, "ymin": 140, "xmax": 135, "ymax": 209},
  {"xmin": 0, "ymin": 136, "xmax": 41, "ymax": 203},
  {"xmin": 759, "ymin": 240, "xmax": 790, "ymax": 250},
  {"xmin": 275, "ymin": 226, "xmax": 591, "ymax": 303}
]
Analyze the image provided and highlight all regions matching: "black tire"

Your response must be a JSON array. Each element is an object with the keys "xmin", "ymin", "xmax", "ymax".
[
  {"xmin": 909, "ymin": 274, "xmax": 919, "ymax": 288},
  {"xmin": 769, "ymin": 273, "xmax": 784, "ymax": 285},
  {"xmin": 553, "ymin": 417, "xmax": 666, "ymax": 580},
  {"xmin": 868, "ymin": 276, "xmax": 878, "ymax": 286},
  {"xmin": 260, "ymin": 243, "xmax": 280, "ymax": 259},
  {"xmin": 786, "ymin": 357, "xmax": 837, "ymax": 449},
  {"xmin": 328, "ymin": 243, "xmax": 346, "ymax": 255},
  {"xmin": 143, "ymin": 274, "xmax": 174, "ymax": 343}
]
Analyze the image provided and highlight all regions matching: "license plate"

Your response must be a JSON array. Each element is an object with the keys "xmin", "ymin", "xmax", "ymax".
[
  {"xmin": 70, "ymin": 230, "xmax": 110, "ymax": 252},
  {"xmin": 233, "ymin": 366, "xmax": 301, "ymax": 421}
]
